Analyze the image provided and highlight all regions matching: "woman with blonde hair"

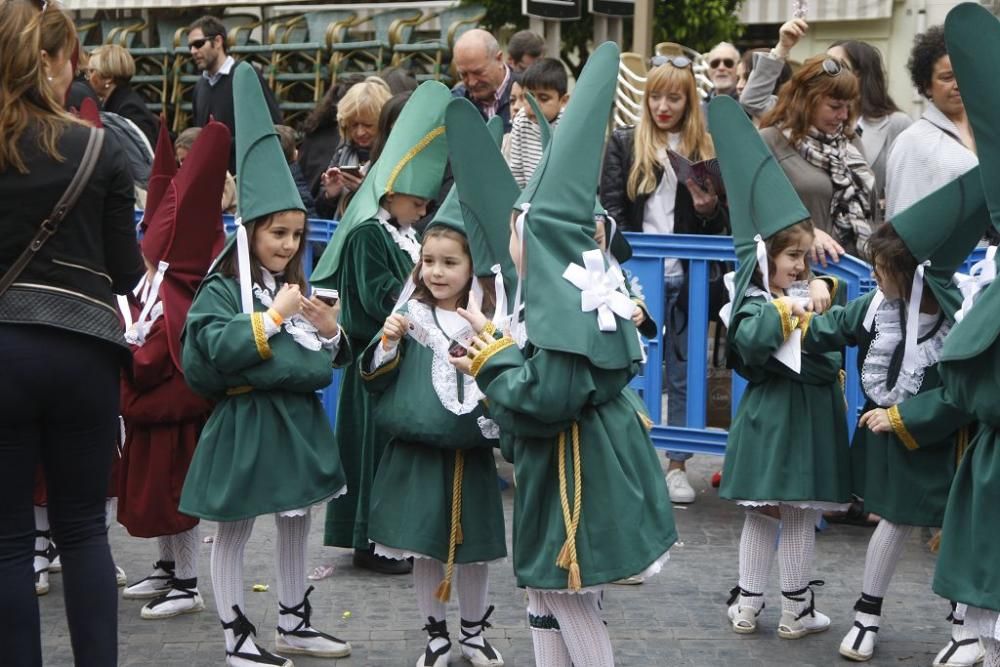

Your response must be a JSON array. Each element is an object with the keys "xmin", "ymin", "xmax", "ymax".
[
  {"xmin": 316, "ymin": 76, "xmax": 392, "ymax": 218},
  {"xmin": 758, "ymin": 54, "xmax": 875, "ymax": 265},
  {"xmin": 88, "ymin": 43, "xmax": 159, "ymax": 146},
  {"xmin": 600, "ymin": 56, "xmax": 729, "ymax": 506},
  {"xmin": 0, "ymin": 1, "xmax": 143, "ymax": 664}
]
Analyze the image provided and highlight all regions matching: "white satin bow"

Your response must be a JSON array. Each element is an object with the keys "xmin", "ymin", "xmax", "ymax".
[
  {"xmin": 562, "ymin": 248, "xmax": 635, "ymax": 332},
  {"xmin": 954, "ymin": 245, "xmax": 997, "ymax": 323}
]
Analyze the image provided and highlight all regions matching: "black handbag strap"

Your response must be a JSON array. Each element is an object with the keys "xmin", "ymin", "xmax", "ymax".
[{"xmin": 0, "ymin": 127, "xmax": 104, "ymax": 297}]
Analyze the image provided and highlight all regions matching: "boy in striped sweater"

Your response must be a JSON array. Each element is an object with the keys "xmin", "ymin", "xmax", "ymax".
[{"xmin": 507, "ymin": 58, "xmax": 569, "ymax": 187}]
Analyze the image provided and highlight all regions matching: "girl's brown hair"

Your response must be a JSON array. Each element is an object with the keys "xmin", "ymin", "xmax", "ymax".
[
  {"xmin": 865, "ymin": 222, "xmax": 918, "ymax": 301},
  {"xmin": 0, "ymin": 0, "xmax": 81, "ymax": 173},
  {"xmin": 751, "ymin": 220, "xmax": 816, "ymax": 289},
  {"xmin": 410, "ymin": 226, "xmax": 496, "ymax": 315},
  {"xmin": 627, "ymin": 62, "xmax": 715, "ymax": 200},
  {"xmin": 759, "ymin": 54, "xmax": 860, "ymax": 145},
  {"xmin": 218, "ymin": 212, "xmax": 309, "ymax": 291}
]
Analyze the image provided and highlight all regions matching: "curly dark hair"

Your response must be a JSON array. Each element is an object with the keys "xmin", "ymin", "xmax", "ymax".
[{"xmin": 907, "ymin": 25, "xmax": 948, "ymax": 99}]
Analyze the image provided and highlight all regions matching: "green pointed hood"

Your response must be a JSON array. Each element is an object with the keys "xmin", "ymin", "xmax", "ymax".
[
  {"xmin": 311, "ymin": 81, "xmax": 451, "ymax": 287},
  {"xmin": 946, "ymin": 3, "xmax": 1000, "ymax": 235},
  {"xmin": 889, "ymin": 165, "xmax": 990, "ymax": 319},
  {"xmin": 234, "ymin": 62, "xmax": 304, "ymax": 224},
  {"xmin": 938, "ymin": 3, "xmax": 1000, "ymax": 362},
  {"xmin": 709, "ymin": 95, "xmax": 810, "ymax": 319},
  {"xmin": 513, "ymin": 41, "xmax": 641, "ymax": 369},
  {"xmin": 445, "ymin": 99, "xmax": 518, "ymax": 293},
  {"xmin": 425, "ymin": 184, "xmax": 465, "ymax": 236}
]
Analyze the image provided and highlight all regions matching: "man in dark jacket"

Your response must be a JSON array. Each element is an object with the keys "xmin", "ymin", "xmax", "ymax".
[
  {"xmin": 450, "ymin": 29, "xmax": 518, "ymax": 133},
  {"xmin": 187, "ymin": 15, "xmax": 281, "ymax": 173}
]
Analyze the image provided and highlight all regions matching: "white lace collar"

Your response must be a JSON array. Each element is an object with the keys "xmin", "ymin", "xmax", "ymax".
[
  {"xmin": 253, "ymin": 270, "xmax": 326, "ymax": 352},
  {"xmin": 861, "ymin": 297, "xmax": 950, "ymax": 407},
  {"xmin": 405, "ymin": 300, "xmax": 485, "ymax": 415},
  {"xmin": 376, "ymin": 207, "xmax": 421, "ymax": 263}
]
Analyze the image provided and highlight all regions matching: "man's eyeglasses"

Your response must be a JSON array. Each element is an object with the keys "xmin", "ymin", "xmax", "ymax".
[
  {"xmin": 709, "ymin": 58, "xmax": 735, "ymax": 69},
  {"xmin": 188, "ymin": 36, "xmax": 217, "ymax": 50},
  {"xmin": 650, "ymin": 55, "xmax": 692, "ymax": 69}
]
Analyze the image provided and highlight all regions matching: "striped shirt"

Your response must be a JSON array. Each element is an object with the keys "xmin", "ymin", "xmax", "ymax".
[{"xmin": 507, "ymin": 109, "xmax": 563, "ymax": 188}]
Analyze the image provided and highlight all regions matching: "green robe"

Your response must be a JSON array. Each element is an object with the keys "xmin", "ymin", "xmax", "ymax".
[
  {"xmin": 179, "ymin": 274, "xmax": 350, "ymax": 521},
  {"xmin": 475, "ymin": 340, "xmax": 676, "ymax": 590},
  {"xmin": 802, "ymin": 290, "xmax": 971, "ymax": 526},
  {"xmin": 324, "ymin": 221, "xmax": 416, "ymax": 548},
  {"xmin": 360, "ymin": 302, "xmax": 506, "ymax": 563},
  {"xmin": 720, "ymin": 295, "xmax": 852, "ymax": 505},
  {"xmin": 932, "ymin": 339, "xmax": 1000, "ymax": 611}
]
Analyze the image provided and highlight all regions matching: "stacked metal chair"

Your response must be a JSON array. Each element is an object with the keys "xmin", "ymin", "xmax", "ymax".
[{"xmin": 391, "ymin": 4, "xmax": 485, "ymax": 83}]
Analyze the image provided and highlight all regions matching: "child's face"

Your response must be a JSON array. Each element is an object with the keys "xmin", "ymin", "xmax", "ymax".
[
  {"xmin": 421, "ymin": 234, "xmax": 472, "ymax": 310},
  {"xmin": 509, "ymin": 212, "xmax": 523, "ymax": 276},
  {"xmin": 524, "ymin": 87, "xmax": 567, "ymax": 123},
  {"xmin": 510, "ymin": 82, "xmax": 525, "ymax": 118},
  {"xmin": 252, "ymin": 210, "xmax": 305, "ymax": 274},
  {"xmin": 872, "ymin": 259, "xmax": 903, "ymax": 299},
  {"xmin": 386, "ymin": 193, "xmax": 429, "ymax": 226},
  {"xmin": 770, "ymin": 234, "xmax": 812, "ymax": 292}
]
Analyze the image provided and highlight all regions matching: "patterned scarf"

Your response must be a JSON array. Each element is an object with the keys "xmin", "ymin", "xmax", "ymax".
[{"xmin": 796, "ymin": 127, "xmax": 875, "ymax": 248}]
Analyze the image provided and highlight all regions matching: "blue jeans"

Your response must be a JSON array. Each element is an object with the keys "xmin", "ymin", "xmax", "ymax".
[
  {"xmin": 664, "ymin": 273, "xmax": 691, "ymax": 463},
  {"xmin": 0, "ymin": 325, "xmax": 120, "ymax": 667}
]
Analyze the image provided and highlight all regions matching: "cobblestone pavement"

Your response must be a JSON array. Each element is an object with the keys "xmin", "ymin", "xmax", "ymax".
[{"xmin": 39, "ymin": 455, "xmax": 952, "ymax": 666}]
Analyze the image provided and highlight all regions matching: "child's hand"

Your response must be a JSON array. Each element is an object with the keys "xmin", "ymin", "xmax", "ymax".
[
  {"xmin": 809, "ymin": 278, "xmax": 832, "ymax": 314},
  {"xmin": 272, "ymin": 284, "xmax": 303, "ymax": 319},
  {"xmin": 449, "ymin": 354, "xmax": 474, "ymax": 375},
  {"xmin": 301, "ymin": 295, "xmax": 340, "ymax": 338},
  {"xmin": 456, "ymin": 292, "xmax": 489, "ymax": 333},
  {"xmin": 859, "ymin": 408, "xmax": 892, "ymax": 433},
  {"xmin": 382, "ymin": 313, "xmax": 408, "ymax": 349},
  {"xmin": 776, "ymin": 296, "xmax": 808, "ymax": 319},
  {"xmin": 631, "ymin": 304, "xmax": 647, "ymax": 327},
  {"xmin": 448, "ymin": 331, "xmax": 495, "ymax": 376}
]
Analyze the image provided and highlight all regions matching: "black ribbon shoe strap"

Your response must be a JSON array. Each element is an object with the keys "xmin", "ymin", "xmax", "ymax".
[
  {"xmin": 727, "ymin": 585, "xmax": 765, "ymax": 614},
  {"xmin": 276, "ymin": 585, "xmax": 347, "ymax": 643},
  {"xmin": 144, "ymin": 577, "xmax": 198, "ymax": 610},
  {"xmin": 940, "ymin": 637, "xmax": 979, "ymax": 663},
  {"xmin": 460, "ymin": 605, "xmax": 499, "ymax": 659},
  {"xmin": 854, "ymin": 593, "xmax": 884, "ymax": 616},
  {"xmin": 851, "ymin": 620, "xmax": 880, "ymax": 651},
  {"xmin": 421, "ymin": 617, "xmax": 451, "ymax": 665},
  {"xmin": 782, "ymin": 580, "xmax": 825, "ymax": 621}
]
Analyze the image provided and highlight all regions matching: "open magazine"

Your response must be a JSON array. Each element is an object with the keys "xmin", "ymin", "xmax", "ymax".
[{"xmin": 667, "ymin": 150, "xmax": 726, "ymax": 198}]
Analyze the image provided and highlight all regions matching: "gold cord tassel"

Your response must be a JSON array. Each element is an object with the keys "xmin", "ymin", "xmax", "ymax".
[
  {"xmin": 555, "ymin": 424, "xmax": 584, "ymax": 590},
  {"xmin": 436, "ymin": 450, "xmax": 465, "ymax": 602}
]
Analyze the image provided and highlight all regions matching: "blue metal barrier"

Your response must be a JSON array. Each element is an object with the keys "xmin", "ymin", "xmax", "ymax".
[{"xmin": 140, "ymin": 212, "xmax": 950, "ymax": 457}]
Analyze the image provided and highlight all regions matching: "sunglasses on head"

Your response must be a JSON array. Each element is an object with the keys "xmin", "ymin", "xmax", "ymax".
[
  {"xmin": 709, "ymin": 58, "xmax": 735, "ymax": 69},
  {"xmin": 650, "ymin": 55, "xmax": 692, "ymax": 69},
  {"xmin": 820, "ymin": 58, "xmax": 844, "ymax": 76},
  {"xmin": 188, "ymin": 36, "xmax": 217, "ymax": 50}
]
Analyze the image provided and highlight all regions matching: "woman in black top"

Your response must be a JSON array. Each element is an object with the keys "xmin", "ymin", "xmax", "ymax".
[
  {"xmin": 0, "ymin": 2, "xmax": 143, "ymax": 665},
  {"xmin": 87, "ymin": 43, "xmax": 159, "ymax": 147}
]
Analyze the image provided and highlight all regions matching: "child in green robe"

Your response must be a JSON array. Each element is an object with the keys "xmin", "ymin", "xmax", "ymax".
[
  {"xmin": 179, "ymin": 63, "xmax": 352, "ymax": 667},
  {"xmin": 363, "ymin": 191, "xmax": 507, "ymax": 667},
  {"xmin": 710, "ymin": 96, "xmax": 850, "ymax": 641},
  {"xmin": 800, "ymin": 172, "xmax": 988, "ymax": 664}
]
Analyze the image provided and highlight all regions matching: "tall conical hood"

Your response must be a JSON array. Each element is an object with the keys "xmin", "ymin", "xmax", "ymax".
[
  {"xmin": 709, "ymin": 95, "xmax": 810, "ymax": 319},
  {"xmin": 425, "ymin": 185, "xmax": 465, "ymax": 237},
  {"xmin": 141, "ymin": 116, "xmax": 177, "ymax": 233},
  {"xmin": 233, "ymin": 62, "xmax": 304, "ymax": 224},
  {"xmin": 889, "ymin": 165, "xmax": 990, "ymax": 319},
  {"xmin": 446, "ymin": 99, "xmax": 518, "ymax": 291},
  {"xmin": 512, "ymin": 41, "xmax": 641, "ymax": 369},
  {"xmin": 142, "ymin": 120, "xmax": 230, "ymax": 369},
  {"xmin": 311, "ymin": 81, "xmax": 451, "ymax": 287},
  {"xmin": 946, "ymin": 3, "xmax": 1000, "ymax": 235}
]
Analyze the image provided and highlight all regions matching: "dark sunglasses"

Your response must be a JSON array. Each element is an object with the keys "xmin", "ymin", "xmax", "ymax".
[
  {"xmin": 709, "ymin": 58, "xmax": 735, "ymax": 69},
  {"xmin": 820, "ymin": 58, "xmax": 844, "ymax": 77},
  {"xmin": 650, "ymin": 55, "xmax": 692, "ymax": 69},
  {"xmin": 188, "ymin": 36, "xmax": 217, "ymax": 50}
]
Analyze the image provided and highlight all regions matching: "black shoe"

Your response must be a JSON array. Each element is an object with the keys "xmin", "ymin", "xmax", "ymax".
[{"xmin": 352, "ymin": 546, "xmax": 413, "ymax": 574}]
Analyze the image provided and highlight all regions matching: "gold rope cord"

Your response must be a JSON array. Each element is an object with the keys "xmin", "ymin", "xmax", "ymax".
[
  {"xmin": 556, "ymin": 423, "xmax": 583, "ymax": 590},
  {"xmin": 435, "ymin": 449, "xmax": 465, "ymax": 602}
]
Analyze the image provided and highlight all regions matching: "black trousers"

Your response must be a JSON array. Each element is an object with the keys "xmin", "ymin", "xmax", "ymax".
[{"xmin": 0, "ymin": 324, "xmax": 121, "ymax": 667}]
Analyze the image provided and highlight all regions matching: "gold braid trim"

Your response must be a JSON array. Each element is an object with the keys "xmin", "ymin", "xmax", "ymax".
[
  {"xmin": 555, "ymin": 423, "xmax": 583, "ymax": 591},
  {"xmin": 435, "ymin": 450, "xmax": 465, "ymax": 602},
  {"xmin": 887, "ymin": 405, "xmax": 918, "ymax": 450},
  {"xmin": 470, "ymin": 336, "xmax": 515, "ymax": 377},
  {"xmin": 385, "ymin": 126, "xmax": 445, "ymax": 193},
  {"xmin": 798, "ymin": 312, "xmax": 813, "ymax": 339},
  {"xmin": 771, "ymin": 299, "xmax": 797, "ymax": 340},
  {"xmin": 251, "ymin": 312, "xmax": 273, "ymax": 360},
  {"xmin": 826, "ymin": 276, "xmax": 839, "ymax": 302},
  {"xmin": 361, "ymin": 349, "xmax": 401, "ymax": 380},
  {"xmin": 481, "ymin": 321, "xmax": 497, "ymax": 337},
  {"xmin": 956, "ymin": 425, "xmax": 970, "ymax": 466},
  {"xmin": 226, "ymin": 385, "xmax": 254, "ymax": 396}
]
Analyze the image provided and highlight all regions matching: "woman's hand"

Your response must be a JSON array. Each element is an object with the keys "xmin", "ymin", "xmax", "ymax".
[
  {"xmin": 272, "ymin": 284, "xmax": 302, "ymax": 319},
  {"xmin": 859, "ymin": 408, "xmax": 892, "ymax": 433},
  {"xmin": 774, "ymin": 18, "xmax": 808, "ymax": 58},
  {"xmin": 632, "ymin": 304, "xmax": 647, "ymax": 327},
  {"xmin": 686, "ymin": 178, "xmax": 719, "ymax": 217},
  {"xmin": 381, "ymin": 313, "xmax": 408, "ymax": 349},
  {"xmin": 448, "ymin": 331, "xmax": 495, "ymax": 376},
  {"xmin": 300, "ymin": 295, "xmax": 340, "ymax": 338},
  {"xmin": 808, "ymin": 278, "xmax": 832, "ymax": 314},
  {"xmin": 456, "ymin": 293, "xmax": 489, "ymax": 334},
  {"xmin": 810, "ymin": 228, "xmax": 845, "ymax": 268},
  {"xmin": 320, "ymin": 168, "xmax": 344, "ymax": 199},
  {"xmin": 338, "ymin": 168, "xmax": 364, "ymax": 193}
]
